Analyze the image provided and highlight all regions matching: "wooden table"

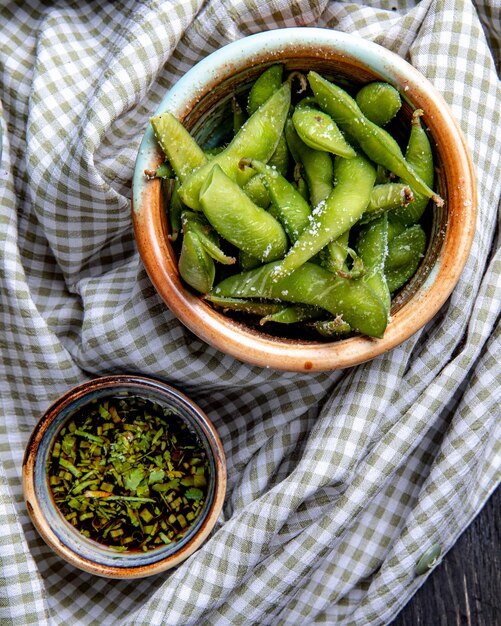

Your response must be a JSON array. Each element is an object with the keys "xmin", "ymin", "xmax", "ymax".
[{"xmin": 391, "ymin": 487, "xmax": 500, "ymax": 625}]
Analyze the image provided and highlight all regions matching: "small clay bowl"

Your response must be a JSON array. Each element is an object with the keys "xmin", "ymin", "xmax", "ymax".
[
  {"xmin": 132, "ymin": 28, "xmax": 476, "ymax": 372},
  {"xmin": 22, "ymin": 375, "xmax": 226, "ymax": 578}
]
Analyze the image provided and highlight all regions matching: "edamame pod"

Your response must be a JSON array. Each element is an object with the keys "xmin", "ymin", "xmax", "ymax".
[
  {"xmin": 387, "ymin": 219, "xmax": 406, "ymax": 242},
  {"xmin": 292, "ymin": 106, "xmax": 356, "ymax": 159},
  {"xmin": 179, "ymin": 82, "xmax": 292, "ymax": 210},
  {"xmin": 242, "ymin": 175, "xmax": 270, "ymax": 208},
  {"xmin": 284, "ymin": 118, "xmax": 333, "ymax": 207},
  {"xmin": 355, "ymin": 81, "xmax": 402, "ymax": 127},
  {"xmin": 311, "ymin": 317, "xmax": 352, "ymax": 337},
  {"xmin": 248, "ymin": 65, "xmax": 290, "ymax": 175},
  {"xmin": 285, "ymin": 117, "xmax": 354, "ymax": 273},
  {"xmin": 178, "ymin": 230, "xmax": 215, "ymax": 293},
  {"xmin": 385, "ymin": 223, "xmax": 427, "ymax": 271},
  {"xmin": 150, "ymin": 111, "xmax": 207, "ymax": 181},
  {"xmin": 360, "ymin": 182, "xmax": 414, "ymax": 224},
  {"xmin": 181, "ymin": 211, "xmax": 236, "ymax": 265},
  {"xmin": 273, "ymin": 153, "xmax": 376, "ymax": 278},
  {"xmin": 167, "ymin": 179, "xmax": 184, "ymax": 241},
  {"xmin": 319, "ymin": 231, "xmax": 364, "ymax": 279},
  {"xmin": 213, "ymin": 261, "xmax": 388, "ymax": 338},
  {"xmin": 247, "ymin": 64, "xmax": 283, "ymax": 115},
  {"xmin": 308, "ymin": 71, "xmax": 443, "ymax": 206},
  {"xmin": 286, "ymin": 123, "xmax": 353, "ymax": 274},
  {"xmin": 259, "ymin": 305, "xmax": 322, "ymax": 325},
  {"xmin": 205, "ymin": 295, "xmax": 286, "ymax": 316},
  {"xmin": 392, "ymin": 109, "xmax": 434, "ymax": 226},
  {"xmin": 199, "ymin": 165, "xmax": 288, "ymax": 263},
  {"xmin": 385, "ymin": 224, "xmax": 427, "ymax": 292},
  {"xmin": 205, "ymin": 295, "xmax": 320, "ymax": 325},
  {"xmin": 239, "ymin": 158, "xmax": 311, "ymax": 243},
  {"xmin": 356, "ymin": 215, "xmax": 391, "ymax": 315}
]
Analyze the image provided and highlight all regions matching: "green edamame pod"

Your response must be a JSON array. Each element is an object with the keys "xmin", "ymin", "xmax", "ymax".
[
  {"xmin": 284, "ymin": 120, "xmax": 352, "ymax": 276},
  {"xmin": 178, "ymin": 230, "xmax": 215, "ymax": 293},
  {"xmin": 260, "ymin": 305, "xmax": 323, "ymax": 325},
  {"xmin": 319, "ymin": 232, "xmax": 364, "ymax": 279},
  {"xmin": 247, "ymin": 64, "xmax": 283, "ymax": 115},
  {"xmin": 392, "ymin": 109, "xmax": 435, "ymax": 226},
  {"xmin": 150, "ymin": 111, "xmax": 207, "ymax": 181},
  {"xmin": 385, "ymin": 224, "xmax": 427, "ymax": 292},
  {"xmin": 387, "ymin": 219, "xmax": 406, "ymax": 243},
  {"xmin": 181, "ymin": 211, "xmax": 236, "ymax": 265},
  {"xmin": 242, "ymin": 176, "xmax": 270, "ymax": 208},
  {"xmin": 285, "ymin": 120, "xmax": 357, "ymax": 274},
  {"xmin": 179, "ymin": 81, "xmax": 292, "ymax": 210},
  {"xmin": 308, "ymin": 71, "xmax": 443, "ymax": 206},
  {"xmin": 386, "ymin": 264, "xmax": 419, "ymax": 293},
  {"xmin": 360, "ymin": 182, "xmax": 414, "ymax": 224},
  {"xmin": 292, "ymin": 106, "xmax": 356, "ymax": 159},
  {"xmin": 312, "ymin": 317, "xmax": 352, "ymax": 337},
  {"xmin": 205, "ymin": 295, "xmax": 286, "ymax": 316},
  {"xmin": 356, "ymin": 215, "xmax": 391, "ymax": 315},
  {"xmin": 267, "ymin": 134, "xmax": 290, "ymax": 177},
  {"xmin": 199, "ymin": 165, "xmax": 288, "ymax": 263},
  {"xmin": 248, "ymin": 66, "xmax": 290, "ymax": 175},
  {"xmin": 212, "ymin": 261, "xmax": 388, "ymax": 338},
  {"xmin": 285, "ymin": 118, "xmax": 334, "ymax": 207},
  {"xmin": 285, "ymin": 117, "xmax": 353, "ymax": 274},
  {"xmin": 167, "ymin": 179, "xmax": 184, "ymax": 242},
  {"xmin": 239, "ymin": 158, "xmax": 311, "ymax": 243},
  {"xmin": 405, "ymin": 110, "xmax": 434, "ymax": 186},
  {"xmin": 355, "ymin": 81, "xmax": 402, "ymax": 127},
  {"xmin": 206, "ymin": 295, "xmax": 320, "ymax": 324},
  {"xmin": 385, "ymin": 223, "xmax": 427, "ymax": 271},
  {"xmin": 274, "ymin": 153, "xmax": 376, "ymax": 278}
]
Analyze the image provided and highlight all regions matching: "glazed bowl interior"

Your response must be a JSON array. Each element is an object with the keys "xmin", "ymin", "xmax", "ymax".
[
  {"xmin": 132, "ymin": 28, "xmax": 476, "ymax": 372},
  {"xmin": 23, "ymin": 375, "xmax": 226, "ymax": 578}
]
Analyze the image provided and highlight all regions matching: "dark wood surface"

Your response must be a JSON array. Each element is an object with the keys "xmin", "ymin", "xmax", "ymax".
[{"xmin": 391, "ymin": 486, "xmax": 500, "ymax": 626}]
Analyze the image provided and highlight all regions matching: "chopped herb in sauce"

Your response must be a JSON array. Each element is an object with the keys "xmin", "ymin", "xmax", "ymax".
[{"xmin": 47, "ymin": 394, "xmax": 209, "ymax": 552}]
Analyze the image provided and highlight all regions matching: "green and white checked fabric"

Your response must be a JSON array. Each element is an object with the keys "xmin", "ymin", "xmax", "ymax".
[{"xmin": 0, "ymin": 0, "xmax": 499, "ymax": 624}]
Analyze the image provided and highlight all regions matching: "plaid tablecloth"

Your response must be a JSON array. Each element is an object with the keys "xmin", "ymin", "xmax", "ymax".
[{"xmin": 1, "ymin": 1, "xmax": 499, "ymax": 624}]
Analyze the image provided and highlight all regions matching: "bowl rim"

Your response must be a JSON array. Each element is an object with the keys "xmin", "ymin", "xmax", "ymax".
[
  {"xmin": 22, "ymin": 374, "xmax": 227, "ymax": 578},
  {"xmin": 132, "ymin": 27, "xmax": 476, "ymax": 372}
]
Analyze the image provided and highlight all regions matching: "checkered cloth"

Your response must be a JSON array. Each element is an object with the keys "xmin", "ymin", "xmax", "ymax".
[{"xmin": 1, "ymin": 0, "xmax": 499, "ymax": 624}]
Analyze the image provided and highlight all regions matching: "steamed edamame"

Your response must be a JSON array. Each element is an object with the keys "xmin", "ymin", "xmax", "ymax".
[{"xmin": 148, "ymin": 65, "xmax": 440, "ymax": 340}]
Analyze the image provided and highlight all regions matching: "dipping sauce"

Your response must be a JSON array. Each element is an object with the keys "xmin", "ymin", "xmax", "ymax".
[{"xmin": 47, "ymin": 393, "xmax": 209, "ymax": 552}]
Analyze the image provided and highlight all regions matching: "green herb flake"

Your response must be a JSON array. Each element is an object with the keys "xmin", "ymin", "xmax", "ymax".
[
  {"xmin": 124, "ymin": 468, "xmax": 145, "ymax": 492},
  {"xmin": 46, "ymin": 393, "xmax": 210, "ymax": 553},
  {"xmin": 148, "ymin": 468, "xmax": 165, "ymax": 485},
  {"xmin": 185, "ymin": 488, "xmax": 204, "ymax": 501}
]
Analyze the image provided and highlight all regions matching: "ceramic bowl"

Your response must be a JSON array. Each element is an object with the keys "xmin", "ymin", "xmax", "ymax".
[
  {"xmin": 22, "ymin": 375, "xmax": 226, "ymax": 578},
  {"xmin": 132, "ymin": 28, "xmax": 476, "ymax": 372}
]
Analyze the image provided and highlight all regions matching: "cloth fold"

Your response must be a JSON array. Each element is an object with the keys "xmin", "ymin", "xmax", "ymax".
[{"xmin": 0, "ymin": 1, "xmax": 499, "ymax": 624}]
